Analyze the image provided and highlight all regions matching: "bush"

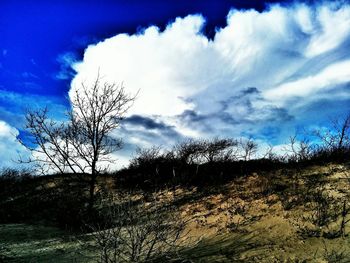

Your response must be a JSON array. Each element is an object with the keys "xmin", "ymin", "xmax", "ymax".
[{"xmin": 81, "ymin": 193, "xmax": 188, "ymax": 263}]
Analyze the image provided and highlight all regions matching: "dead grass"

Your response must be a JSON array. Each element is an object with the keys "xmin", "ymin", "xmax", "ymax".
[{"xmin": 1, "ymin": 163, "xmax": 350, "ymax": 262}]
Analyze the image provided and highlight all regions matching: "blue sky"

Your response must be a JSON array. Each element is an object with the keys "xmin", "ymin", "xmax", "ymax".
[{"xmin": 0, "ymin": 0, "xmax": 349, "ymax": 168}]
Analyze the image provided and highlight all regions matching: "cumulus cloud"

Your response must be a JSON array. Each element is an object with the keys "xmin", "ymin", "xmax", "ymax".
[
  {"xmin": 0, "ymin": 121, "xmax": 29, "ymax": 169},
  {"xmin": 68, "ymin": 1, "xmax": 350, "ymax": 164}
]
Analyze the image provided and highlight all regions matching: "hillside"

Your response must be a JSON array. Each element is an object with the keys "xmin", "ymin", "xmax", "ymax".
[{"xmin": 1, "ymin": 162, "xmax": 350, "ymax": 262}]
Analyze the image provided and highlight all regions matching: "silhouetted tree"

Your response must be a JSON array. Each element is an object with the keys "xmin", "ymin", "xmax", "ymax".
[
  {"xmin": 283, "ymin": 135, "xmax": 313, "ymax": 162},
  {"xmin": 173, "ymin": 138, "xmax": 238, "ymax": 165},
  {"xmin": 129, "ymin": 146, "xmax": 163, "ymax": 168},
  {"xmin": 20, "ymin": 73, "xmax": 136, "ymax": 212},
  {"xmin": 173, "ymin": 139, "xmax": 205, "ymax": 165},
  {"xmin": 314, "ymin": 113, "xmax": 350, "ymax": 154},
  {"xmin": 239, "ymin": 138, "xmax": 258, "ymax": 161},
  {"xmin": 202, "ymin": 138, "xmax": 238, "ymax": 163}
]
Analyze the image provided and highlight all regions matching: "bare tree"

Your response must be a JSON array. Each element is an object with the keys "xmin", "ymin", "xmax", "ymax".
[
  {"xmin": 314, "ymin": 113, "xmax": 350, "ymax": 153},
  {"xmin": 19, "ymin": 74, "xmax": 136, "ymax": 212},
  {"xmin": 239, "ymin": 138, "xmax": 258, "ymax": 161},
  {"xmin": 129, "ymin": 146, "xmax": 163, "ymax": 168},
  {"xmin": 262, "ymin": 144, "xmax": 279, "ymax": 161},
  {"xmin": 83, "ymin": 193, "xmax": 188, "ymax": 263},
  {"xmin": 173, "ymin": 139, "xmax": 205, "ymax": 165},
  {"xmin": 173, "ymin": 138, "xmax": 238, "ymax": 165},
  {"xmin": 202, "ymin": 138, "xmax": 238, "ymax": 163},
  {"xmin": 283, "ymin": 135, "xmax": 313, "ymax": 162}
]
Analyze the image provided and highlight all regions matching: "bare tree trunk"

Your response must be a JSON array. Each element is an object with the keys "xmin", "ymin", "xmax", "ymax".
[
  {"xmin": 88, "ymin": 177, "xmax": 95, "ymax": 214},
  {"xmin": 88, "ymin": 161, "xmax": 97, "ymax": 214}
]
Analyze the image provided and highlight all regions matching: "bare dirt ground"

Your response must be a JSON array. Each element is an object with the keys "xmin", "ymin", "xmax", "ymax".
[
  {"xmin": 150, "ymin": 163, "xmax": 350, "ymax": 262},
  {"xmin": 1, "ymin": 163, "xmax": 350, "ymax": 262}
]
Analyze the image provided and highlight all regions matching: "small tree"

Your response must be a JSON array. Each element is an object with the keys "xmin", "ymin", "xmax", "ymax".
[
  {"xmin": 173, "ymin": 139, "xmax": 205, "ymax": 165},
  {"xmin": 20, "ymin": 74, "xmax": 136, "ymax": 212},
  {"xmin": 314, "ymin": 114, "xmax": 350, "ymax": 153},
  {"xmin": 84, "ymin": 194, "xmax": 187, "ymax": 263},
  {"xmin": 239, "ymin": 138, "xmax": 258, "ymax": 161},
  {"xmin": 173, "ymin": 138, "xmax": 238, "ymax": 165},
  {"xmin": 202, "ymin": 138, "xmax": 238, "ymax": 163},
  {"xmin": 283, "ymin": 135, "xmax": 313, "ymax": 162}
]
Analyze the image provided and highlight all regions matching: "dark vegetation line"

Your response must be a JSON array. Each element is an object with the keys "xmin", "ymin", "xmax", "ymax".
[
  {"xmin": 115, "ymin": 126, "xmax": 350, "ymax": 190},
  {"xmin": 0, "ymin": 120, "xmax": 349, "ymax": 229}
]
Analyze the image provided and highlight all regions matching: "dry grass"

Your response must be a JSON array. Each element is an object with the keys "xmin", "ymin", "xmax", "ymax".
[{"xmin": 1, "ymin": 163, "xmax": 350, "ymax": 262}]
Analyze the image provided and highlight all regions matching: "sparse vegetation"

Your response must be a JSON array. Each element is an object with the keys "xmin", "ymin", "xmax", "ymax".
[
  {"xmin": 1, "ymin": 112, "xmax": 350, "ymax": 262},
  {"xmin": 81, "ymin": 193, "xmax": 188, "ymax": 263}
]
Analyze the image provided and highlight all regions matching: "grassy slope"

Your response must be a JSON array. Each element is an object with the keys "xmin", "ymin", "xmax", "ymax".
[
  {"xmin": 0, "ymin": 224, "xmax": 85, "ymax": 262},
  {"xmin": 1, "ymin": 163, "xmax": 350, "ymax": 262}
]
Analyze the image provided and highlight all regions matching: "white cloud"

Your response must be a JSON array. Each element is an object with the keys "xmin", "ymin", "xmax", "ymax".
[
  {"xmin": 0, "ymin": 121, "xmax": 29, "ymax": 169},
  {"xmin": 0, "ymin": 121, "xmax": 15, "ymax": 138},
  {"xmin": 264, "ymin": 59, "xmax": 350, "ymax": 103},
  {"xmin": 68, "ymin": 1, "xmax": 350, "ymax": 163},
  {"xmin": 71, "ymin": 15, "xmax": 209, "ymax": 117},
  {"xmin": 305, "ymin": 4, "xmax": 350, "ymax": 57}
]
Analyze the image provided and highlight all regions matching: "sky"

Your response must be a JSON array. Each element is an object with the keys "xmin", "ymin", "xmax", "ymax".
[{"xmin": 0, "ymin": 0, "xmax": 350, "ymax": 169}]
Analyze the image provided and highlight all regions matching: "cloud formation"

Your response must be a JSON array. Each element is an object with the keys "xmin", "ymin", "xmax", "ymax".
[
  {"xmin": 68, "ymin": 1, "xmax": 350, "ymax": 166},
  {"xmin": 0, "ymin": 121, "xmax": 29, "ymax": 168}
]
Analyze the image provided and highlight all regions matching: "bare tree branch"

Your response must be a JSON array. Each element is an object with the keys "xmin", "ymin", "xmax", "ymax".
[{"xmin": 19, "ymin": 74, "xmax": 136, "ymax": 211}]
